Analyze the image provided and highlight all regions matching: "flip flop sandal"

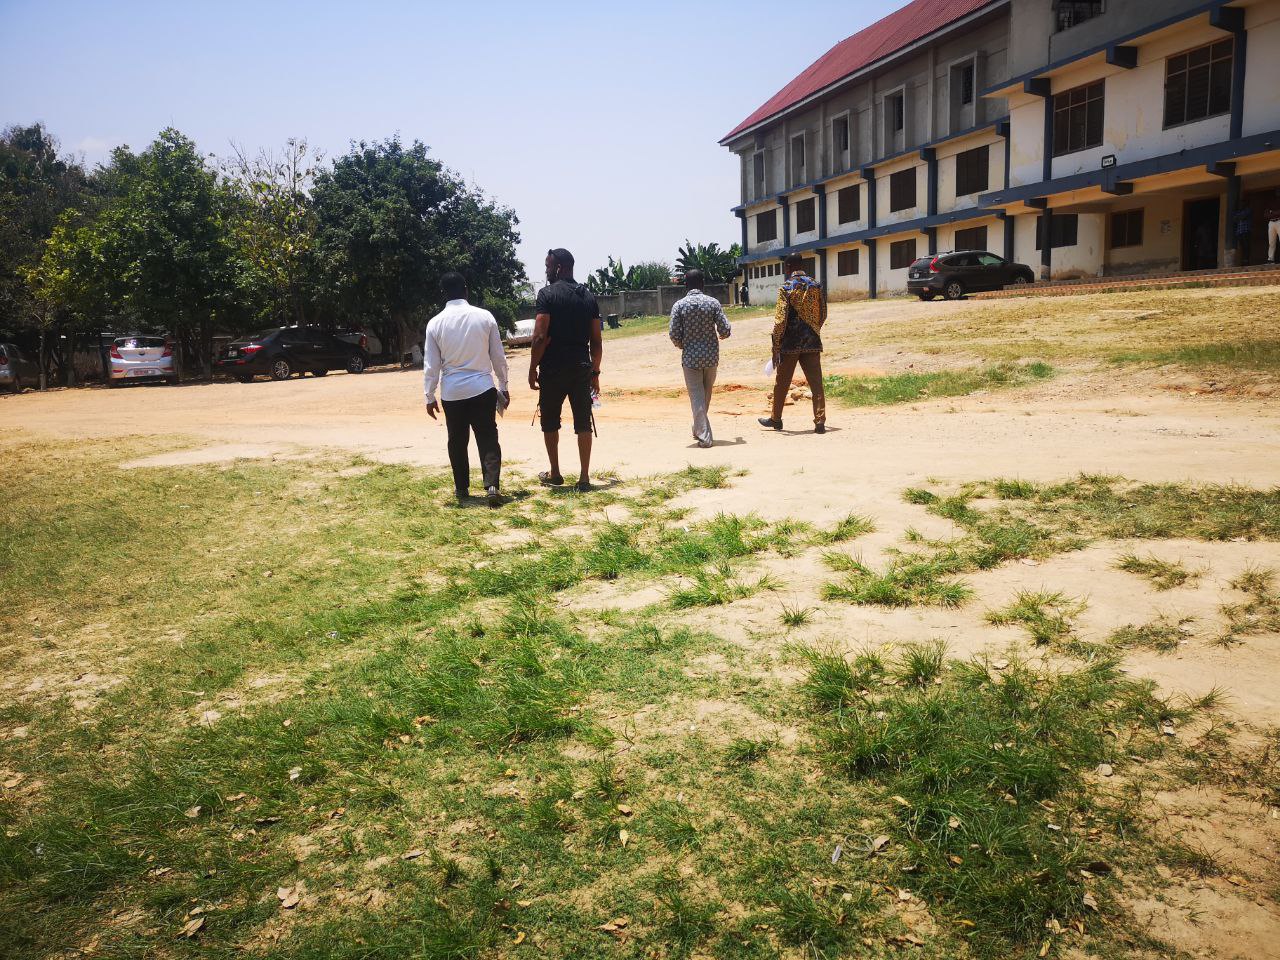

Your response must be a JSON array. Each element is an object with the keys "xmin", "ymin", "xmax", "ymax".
[
  {"xmin": 575, "ymin": 481, "xmax": 592, "ymax": 493},
  {"xmin": 539, "ymin": 471, "xmax": 564, "ymax": 486}
]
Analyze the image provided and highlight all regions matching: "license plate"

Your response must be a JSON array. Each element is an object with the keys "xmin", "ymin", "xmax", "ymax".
[{"xmin": 130, "ymin": 369, "xmax": 157, "ymax": 377}]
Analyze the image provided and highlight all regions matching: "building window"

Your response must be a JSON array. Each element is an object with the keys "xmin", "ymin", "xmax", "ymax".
[
  {"xmin": 791, "ymin": 134, "xmax": 806, "ymax": 184},
  {"xmin": 1056, "ymin": 1, "xmax": 1104, "ymax": 32},
  {"xmin": 837, "ymin": 184, "xmax": 861, "ymax": 224},
  {"xmin": 1110, "ymin": 209, "xmax": 1143, "ymax": 248},
  {"xmin": 954, "ymin": 145, "xmax": 990, "ymax": 197},
  {"xmin": 954, "ymin": 225, "xmax": 989, "ymax": 251},
  {"xmin": 1164, "ymin": 39, "xmax": 1233, "ymax": 128},
  {"xmin": 889, "ymin": 93, "xmax": 905, "ymax": 133},
  {"xmin": 889, "ymin": 168, "xmax": 916, "ymax": 213},
  {"xmin": 833, "ymin": 115, "xmax": 850, "ymax": 168},
  {"xmin": 753, "ymin": 152, "xmax": 766, "ymax": 197},
  {"xmin": 800, "ymin": 257, "xmax": 817, "ymax": 276},
  {"xmin": 837, "ymin": 249, "xmax": 860, "ymax": 276},
  {"xmin": 1035, "ymin": 213, "xmax": 1079, "ymax": 250},
  {"xmin": 796, "ymin": 197, "xmax": 816, "ymax": 234},
  {"xmin": 889, "ymin": 238, "xmax": 918, "ymax": 270},
  {"xmin": 756, "ymin": 209, "xmax": 778, "ymax": 243},
  {"xmin": 1052, "ymin": 80, "xmax": 1105, "ymax": 156}
]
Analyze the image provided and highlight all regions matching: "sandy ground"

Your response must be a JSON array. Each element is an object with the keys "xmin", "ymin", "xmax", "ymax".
[{"xmin": 6, "ymin": 293, "xmax": 1280, "ymax": 956}]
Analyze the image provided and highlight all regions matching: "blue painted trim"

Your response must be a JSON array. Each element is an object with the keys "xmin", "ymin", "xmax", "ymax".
[
  {"xmin": 737, "ymin": 204, "xmax": 1004, "ymax": 264},
  {"xmin": 864, "ymin": 166, "xmax": 877, "ymax": 230},
  {"xmin": 980, "ymin": 127, "xmax": 1280, "ymax": 209},
  {"xmin": 997, "ymin": 211, "xmax": 1015, "ymax": 260},
  {"xmin": 729, "ymin": 118, "xmax": 1006, "ymax": 213},
  {"xmin": 981, "ymin": 0, "xmax": 1231, "ymax": 98},
  {"xmin": 925, "ymin": 148, "xmax": 938, "ymax": 218},
  {"xmin": 926, "ymin": 226, "xmax": 937, "ymax": 255},
  {"xmin": 867, "ymin": 240, "xmax": 877, "ymax": 300},
  {"xmin": 1230, "ymin": 23, "xmax": 1247, "ymax": 141},
  {"xmin": 1106, "ymin": 45, "xmax": 1138, "ymax": 69},
  {"xmin": 780, "ymin": 196, "xmax": 790, "ymax": 247},
  {"xmin": 813, "ymin": 184, "xmax": 827, "ymax": 240}
]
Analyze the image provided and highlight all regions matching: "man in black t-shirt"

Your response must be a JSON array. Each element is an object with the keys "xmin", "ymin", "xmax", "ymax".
[{"xmin": 529, "ymin": 248, "xmax": 603, "ymax": 491}]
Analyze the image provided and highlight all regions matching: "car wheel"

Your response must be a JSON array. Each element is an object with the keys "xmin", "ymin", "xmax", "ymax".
[
  {"xmin": 346, "ymin": 354, "xmax": 366, "ymax": 375},
  {"xmin": 312, "ymin": 368, "xmax": 328, "ymax": 377},
  {"xmin": 166, "ymin": 376, "xmax": 179, "ymax": 385},
  {"xmin": 1011, "ymin": 274, "xmax": 1031, "ymax": 286},
  {"xmin": 943, "ymin": 280, "xmax": 966, "ymax": 301},
  {"xmin": 270, "ymin": 358, "xmax": 292, "ymax": 381}
]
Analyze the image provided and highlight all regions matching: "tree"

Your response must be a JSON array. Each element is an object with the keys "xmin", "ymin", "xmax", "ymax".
[
  {"xmin": 311, "ymin": 137, "xmax": 526, "ymax": 352},
  {"xmin": 32, "ymin": 129, "xmax": 239, "ymax": 379},
  {"xmin": 0, "ymin": 124, "xmax": 91, "ymax": 383},
  {"xmin": 675, "ymin": 240, "xmax": 742, "ymax": 284},
  {"xmin": 585, "ymin": 257, "xmax": 674, "ymax": 294},
  {"xmin": 221, "ymin": 139, "xmax": 320, "ymax": 328}
]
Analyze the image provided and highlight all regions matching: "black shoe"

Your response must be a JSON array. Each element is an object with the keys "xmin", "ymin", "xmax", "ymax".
[
  {"xmin": 486, "ymin": 486, "xmax": 501, "ymax": 508},
  {"xmin": 815, "ymin": 422, "xmax": 826, "ymax": 434},
  {"xmin": 455, "ymin": 489, "xmax": 469, "ymax": 502},
  {"xmin": 758, "ymin": 417, "xmax": 783, "ymax": 430}
]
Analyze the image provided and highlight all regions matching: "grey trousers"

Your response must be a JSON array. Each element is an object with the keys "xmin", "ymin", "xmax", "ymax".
[{"xmin": 683, "ymin": 365, "xmax": 717, "ymax": 444}]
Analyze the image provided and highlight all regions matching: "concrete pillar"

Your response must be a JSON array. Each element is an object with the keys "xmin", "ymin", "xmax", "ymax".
[
  {"xmin": 813, "ymin": 184, "xmax": 827, "ymax": 240},
  {"xmin": 867, "ymin": 241, "xmax": 878, "ymax": 300},
  {"xmin": 780, "ymin": 197, "xmax": 790, "ymax": 248}
]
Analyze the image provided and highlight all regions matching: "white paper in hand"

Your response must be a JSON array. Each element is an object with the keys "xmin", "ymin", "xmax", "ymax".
[{"xmin": 763, "ymin": 358, "xmax": 775, "ymax": 376}]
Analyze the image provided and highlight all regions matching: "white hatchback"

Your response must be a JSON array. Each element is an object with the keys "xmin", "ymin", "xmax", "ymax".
[{"xmin": 108, "ymin": 336, "xmax": 178, "ymax": 386}]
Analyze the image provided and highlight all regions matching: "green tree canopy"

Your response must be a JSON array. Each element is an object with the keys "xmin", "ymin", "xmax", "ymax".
[{"xmin": 310, "ymin": 137, "xmax": 525, "ymax": 344}]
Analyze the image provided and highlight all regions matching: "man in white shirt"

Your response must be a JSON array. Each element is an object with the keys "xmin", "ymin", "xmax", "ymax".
[{"xmin": 424, "ymin": 272, "xmax": 510, "ymax": 507}]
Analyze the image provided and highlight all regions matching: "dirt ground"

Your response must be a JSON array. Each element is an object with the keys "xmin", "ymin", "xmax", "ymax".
[{"xmin": 7, "ymin": 291, "xmax": 1280, "ymax": 957}]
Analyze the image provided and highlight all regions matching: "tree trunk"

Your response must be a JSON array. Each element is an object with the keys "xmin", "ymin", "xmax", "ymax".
[
  {"xmin": 202, "ymin": 313, "xmax": 214, "ymax": 381},
  {"xmin": 38, "ymin": 329, "xmax": 47, "ymax": 391}
]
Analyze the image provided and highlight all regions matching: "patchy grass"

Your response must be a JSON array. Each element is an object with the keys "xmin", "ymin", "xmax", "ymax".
[
  {"xmin": 800, "ymin": 646, "xmax": 1203, "ymax": 957},
  {"xmin": 1111, "ymin": 339, "xmax": 1280, "ymax": 371},
  {"xmin": 1116, "ymin": 552, "xmax": 1200, "ymax": 590},
  {"xmin": 1108, "ymin": 616, "xmax": 1196, "ymax": 652},
  {"xmin": 824, "ymin": 362, "xmax": 1052, "ymax": 407},
  {"xmin": 986, "ymin": 591, "xmax": 1087, "ymax": 646},
  {"xmin": 601, "ymin": 305, "xmax": 768, "ymax": 341},
  {"xmin": 1218, "ymin": 566, "xmax": 1280, "ymax": 646},
  {"xmin": 852, "ymin": 287, "xmax": 1280, "ymax": 365}
]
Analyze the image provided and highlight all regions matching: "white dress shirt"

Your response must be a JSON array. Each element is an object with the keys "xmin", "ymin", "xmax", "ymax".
[{"xmin": 423, "ymin": 299, "xmax": 510, "ymax": 405}]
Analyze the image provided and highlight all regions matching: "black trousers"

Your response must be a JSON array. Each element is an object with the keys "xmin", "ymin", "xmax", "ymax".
[{"xmin": 441, "ymin": 388, "xmax": 501, "ymax": 494}]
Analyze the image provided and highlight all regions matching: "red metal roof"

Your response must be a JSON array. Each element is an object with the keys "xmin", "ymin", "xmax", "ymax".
[{"xmin": 721, "ymin": 0, "xmax": 998, "ymax": 144}]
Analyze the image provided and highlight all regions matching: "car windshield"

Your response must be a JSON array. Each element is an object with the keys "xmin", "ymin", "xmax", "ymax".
[
  {"xmin": 909, "ymin": 258, "xmax": 932, "ymax": 268},
  {"xmin": 115, "ymin": 336, "xmax": 166, "ymax": 348}
]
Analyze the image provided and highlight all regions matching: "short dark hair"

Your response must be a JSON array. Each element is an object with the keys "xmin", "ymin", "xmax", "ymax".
[
  {"xmin": 440, "ymin": 272, "xmax": 468, "ymax": 299},
  {"xmin": 785, "ymin": 254, "xmax": 806, "ymax": 273},
  {"xmin": 548, "ymin": 248, "xmax": 575, "ymax": 269},
  {"xmin": 684, "ymin": 269, "xmax": 705, "ymax": 289}
]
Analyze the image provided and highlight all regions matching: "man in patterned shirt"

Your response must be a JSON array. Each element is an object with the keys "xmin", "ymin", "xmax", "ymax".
[
  {"xmin": 759, "ymin": 254, "xmax": 827, "ymax": 434},
  {"xmin": 669, "ymin": 269, "xmax": 732, "ymax": 448}
]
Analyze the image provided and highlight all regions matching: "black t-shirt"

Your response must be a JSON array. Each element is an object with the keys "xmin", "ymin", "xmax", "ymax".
[{"xmin": 534, "ymin": 279, "xmax": 599, "ymax": 370}]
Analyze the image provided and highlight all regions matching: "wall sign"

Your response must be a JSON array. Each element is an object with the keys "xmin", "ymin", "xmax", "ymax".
[{"xmin": 1101, "ymin": 154, "xmax": 1117, "ymax": 168}]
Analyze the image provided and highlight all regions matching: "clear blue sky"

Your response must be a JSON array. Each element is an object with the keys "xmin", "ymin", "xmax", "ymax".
[{"xmin": 0, "ymin": 0, "xmax": 885, "ymax": 284}]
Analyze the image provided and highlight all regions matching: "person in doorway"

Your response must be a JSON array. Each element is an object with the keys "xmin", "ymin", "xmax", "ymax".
[
  {"xmin": 669, "ymin": 269, "xmax": 731, "ymax": 448},
  {"xmin": 740, "ymin": 280, "xmax": 750, "ymax": 307},
  {"xmin": 529, "ymin": 248, "xmax": 603, "ymax": 491},
  {"xmin": 759, "ymin": 254, "xmax": 827, "ymax": 434},
  {"xmin": 424, "ymin": 272, "xmax": 509, "ymax": 507}
]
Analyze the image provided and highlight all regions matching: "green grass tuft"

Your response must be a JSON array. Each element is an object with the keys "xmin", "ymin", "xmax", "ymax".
[
  {"xmin": 825, "ymin": 362, "xmax": 1053, "ymax": 407},
  {"xmin": 986, "ymin": 591, "xmax": 1086, "ymax": 645}
]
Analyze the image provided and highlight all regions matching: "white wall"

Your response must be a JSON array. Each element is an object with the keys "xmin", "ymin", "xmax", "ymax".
[
  {"xmin": 824, "ymin": 243, "xmax": 870, "ymax": 299},
  {"xmin": 876, "ymin": 156, "xmax": 927, "ymax": 227},
  {"xmin": 1244, "ymin": 3, "xmax": 1280, "ymax": 136},
  {"xmin": 824, "ymin": 174, "xmax": 868, "ymax": 241},
  {"xmin": 1008, "ymin": 97, "xmax": 1044, "ymax": 188},
  {"xmin": 875, "ymin": 233, "xmax": 927, "ymax": 294},
  {"xmin": 936, "ymin": 132, "xmax": 1005, "ymax": 213}
]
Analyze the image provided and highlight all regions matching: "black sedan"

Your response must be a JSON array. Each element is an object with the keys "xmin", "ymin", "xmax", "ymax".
[
  {"xmin": 215, "ymin": 327, "xmax": 369, "ymax": 382},
  {"xmin": 907, "ymin": 250, "xmax": 1036, "ymax": 301}
]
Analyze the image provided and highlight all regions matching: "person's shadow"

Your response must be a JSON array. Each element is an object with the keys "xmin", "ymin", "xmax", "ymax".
[
  {"xmin": 779, "ymin": 426, "xmax": 841, "ymax": 436},
  {"xmin": 686, "ymin": 437, "xmax": 747, "ymax": 448}
]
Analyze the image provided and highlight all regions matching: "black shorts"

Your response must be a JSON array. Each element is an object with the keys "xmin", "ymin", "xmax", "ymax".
[{"xmin": 539, "ymin": 364, "xmax": 593, "ymax": 434}]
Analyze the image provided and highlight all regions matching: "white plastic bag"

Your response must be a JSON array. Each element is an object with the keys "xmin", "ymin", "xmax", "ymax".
[{"xmin": 763, "ymin": 358, "xmax": 775, "ymax": 376}]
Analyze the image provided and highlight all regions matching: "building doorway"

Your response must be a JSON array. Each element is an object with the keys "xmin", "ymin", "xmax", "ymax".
[{"xmin": 1182, "ymin": 197, "xmax": 1220, "ymax": 271}]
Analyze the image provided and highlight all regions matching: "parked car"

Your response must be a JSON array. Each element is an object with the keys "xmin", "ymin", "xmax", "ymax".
[
  {"xmin": 108, "ymin": 335, "xmax": 178, "ymax": 386},
  {"xmin": 504, "ymin": 318, "xmax": 536, "ymax": 348},
  {"xmin": 907, "ymin": 251, "xmax": 1036, "ymax": 300},
  {"xmin": 0, "ymin": 343, "xmax": 40, "ymax": 393},
  {"xmin": 215, "ymin": 327, "xmax": 369, "ymax": 382},
  {"xmin": 336, "ymin": 327, "xmax": 383, "ymax": 360}
]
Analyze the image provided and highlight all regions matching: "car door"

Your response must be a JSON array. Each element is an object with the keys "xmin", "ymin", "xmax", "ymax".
[
  {"xmin": 974, "ymin": 253, "xmax": 1006, "ymax": 291},
  {"xmin": 280, "ymin": 329, "xmax": 322, "ymax": 366},
  {"xmin": 946, "ymin": 253, "xmax": 978, "ymax": 287},
  {"xmin": 317, "ymin": 332, "xmax": 349, "ymax": 370}
]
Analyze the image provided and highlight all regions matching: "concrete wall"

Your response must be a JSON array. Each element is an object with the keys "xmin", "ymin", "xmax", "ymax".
[
  {"xmin": 937, "ymin": 131, "xmax": 1006, "ymax": 213},
  {"xmin": 1048, "ymin": 0, "xmax": 1207, "ymax": 66},
  {"xmin": 594, "ymin": 284, "xmax": 732, "ymax": 319},
  {"xmin": 1243, "ymin": 3, "xmax": 1280, "ymax": 136}
]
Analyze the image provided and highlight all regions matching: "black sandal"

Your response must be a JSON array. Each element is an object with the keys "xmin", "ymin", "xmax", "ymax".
[
  {"xmin": 575, "ymin": 480, "xmax": 592, "ymax": 493},
  {"xmin": 539, "ymin": 471, "xmax": 564, "ymax": 486}
]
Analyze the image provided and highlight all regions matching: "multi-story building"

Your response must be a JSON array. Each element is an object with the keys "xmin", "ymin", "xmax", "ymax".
[{"xmin": 721, "ymin": 0, "xmax": 1280, "ymax": 300}]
